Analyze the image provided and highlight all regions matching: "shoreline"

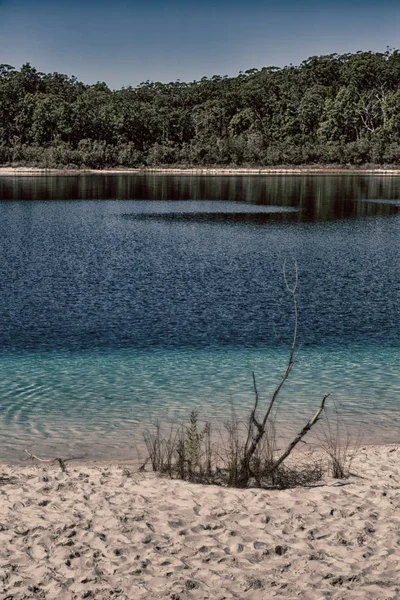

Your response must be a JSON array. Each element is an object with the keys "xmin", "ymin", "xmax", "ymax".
[
  {"xmin": 2, "ymin": 165, "xmax": 400, "ymax": 176},
  {"xmin": 1, "ymin": 425, "xmax": 399, "ymax": 467},
  {"xmin": 1, "ymin": 440, "xmax": 399, "ymax": 468},
  {"xmin": 1, "ymin": 443, "xmax": 400, "ymax": 599}
]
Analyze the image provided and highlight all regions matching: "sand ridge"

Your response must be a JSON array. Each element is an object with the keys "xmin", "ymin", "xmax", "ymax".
[{"xmin": 1, "ymin": 445, "xmax": 400, "ymax": 599}]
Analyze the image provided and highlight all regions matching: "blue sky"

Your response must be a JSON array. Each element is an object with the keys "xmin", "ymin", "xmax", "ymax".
[{"xmin": 0, "ymin": 0, "xmax": 399, "ymax": 89}]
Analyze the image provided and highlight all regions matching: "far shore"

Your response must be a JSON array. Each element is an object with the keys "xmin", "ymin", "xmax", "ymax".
[{"xmin": 2, "ymin": 165, "xmax": 400, "ymax": 176}]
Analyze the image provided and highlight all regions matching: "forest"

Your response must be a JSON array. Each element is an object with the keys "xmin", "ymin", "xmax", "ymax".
[{"xmin": 1, "ymin": 50, "xmax": 400, "ymax": 168}]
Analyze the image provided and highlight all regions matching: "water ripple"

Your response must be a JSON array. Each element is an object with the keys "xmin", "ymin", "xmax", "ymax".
[{"xmin": 0, "ymin": 345, "xmax": 400, "ymax": 460}]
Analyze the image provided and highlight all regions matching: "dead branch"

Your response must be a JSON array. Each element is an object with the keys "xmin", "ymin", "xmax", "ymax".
[
  {"xmin": 24, "ymin": 449, "xmax": 68, "ymax": 474},
  {"xmin": 239, "ymin": 260, "xmax": 329, "ymax": 486},
  {"xmin": 270, "ymin": 394, "xmax": 329, "ymax": 473},
  {"xmin": 244, "ymin": 371, "xmax": 263, "ymax": 455},
  {"xmin": 263, "ymin": 259, "xmax": 299, "ymax": 428},
  {"xmin": 240, "ymin": 261, "xmax": 300, "ymax": 484}
]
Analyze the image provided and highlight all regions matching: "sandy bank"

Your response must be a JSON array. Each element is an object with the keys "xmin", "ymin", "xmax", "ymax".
[
  {"xmin": 1, "ymin": 444, "xmax": 400, "ymax": 599},
  {"xmin": 2, "ymin": 165, "xmax": 400, "ymax": 176}
]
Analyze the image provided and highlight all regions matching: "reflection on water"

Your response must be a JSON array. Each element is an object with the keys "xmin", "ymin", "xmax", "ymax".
[
  {"xmin": 358, "ymin": 198, "xmax": 400, "ymax": 207},
  {"xmin": 0, "ymin": 174, "xmax": 399, "ymax": 460},
  {"xmin": 119, "ymin": 199, "xmax": 300, "ymax": 224},
  {"xmin": 1, "ymin": 173, "xmax": 400, "ymax": 220}
]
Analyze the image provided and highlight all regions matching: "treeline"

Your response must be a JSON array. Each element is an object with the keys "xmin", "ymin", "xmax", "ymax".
[{"xmin": 2, "ymin": 51, "xmax": 400, "ymax": 168}]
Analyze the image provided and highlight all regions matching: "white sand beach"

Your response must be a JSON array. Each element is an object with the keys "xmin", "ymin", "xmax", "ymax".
[{"xmin": 1, "ymin": 444, "xmax": 400, "ymax": 599}]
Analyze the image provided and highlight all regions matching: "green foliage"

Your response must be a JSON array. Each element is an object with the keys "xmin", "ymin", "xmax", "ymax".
[
  {"xmin": 144, "ymin": 411, "xmax": 213, "ymax": 483},
  {"xmin": 2, "ymin": 51, "xmax": 400, "ymax": 167}
]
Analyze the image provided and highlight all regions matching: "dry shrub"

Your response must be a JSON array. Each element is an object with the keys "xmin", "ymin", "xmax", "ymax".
[
  {"xmin": 143, "ymin": 263, "xmax": 337, "ymax": 489},
  {"xmin": 318, "ymin": 404, "xmax": 363, "ymax": 478},
  {"xmin": 143, "ymin": 409, "xmax": 324, "ymax": 489}
]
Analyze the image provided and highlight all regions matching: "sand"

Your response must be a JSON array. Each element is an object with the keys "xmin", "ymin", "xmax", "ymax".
[
  {"xmin": 2, "ymin": 166, "xmax": 400, "ymax": 176},
  {"xmin": 1, "ymin": 445, "xmax": 400, "ymax": 599}
]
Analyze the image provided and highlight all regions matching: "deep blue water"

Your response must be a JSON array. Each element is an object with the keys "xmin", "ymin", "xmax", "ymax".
[{"xmin": 0, "ymin": 174, "xmax": 399, "ymax": 460}]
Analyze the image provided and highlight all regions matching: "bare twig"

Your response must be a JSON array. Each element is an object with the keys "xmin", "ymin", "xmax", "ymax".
[
  {"xmin": 239, "ymin": 260, "xmax": 303, "ymax": 484},
  {"xmin": 244, "ymin": 371, "xmax": 263, "ymax": 456},
  {"xmin": 142, "ymin": 261, "xmax": 329, "ymax": 489},
  {"xmin": 270, "ymin": 394, "xmax": 329, "ymax": 473},
  {"xmin": 24, "ymin": 449, "xmax": 68, "ymax": 473}
]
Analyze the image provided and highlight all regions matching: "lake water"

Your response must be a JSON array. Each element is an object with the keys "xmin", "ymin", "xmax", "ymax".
[{"xmin": 0, "ymin": 174, "xmax": 399, "ymax": 461}]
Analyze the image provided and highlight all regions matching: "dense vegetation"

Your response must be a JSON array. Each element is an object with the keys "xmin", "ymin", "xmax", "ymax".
[{"xmin": 2, "ymin": 50, "xmax": 400, "ymax": 168}]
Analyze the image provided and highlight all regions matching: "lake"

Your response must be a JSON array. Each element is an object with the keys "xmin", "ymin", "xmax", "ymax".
[{"xmin": 0, "ymin": 173, "xmax": 399, "ymax": 461}]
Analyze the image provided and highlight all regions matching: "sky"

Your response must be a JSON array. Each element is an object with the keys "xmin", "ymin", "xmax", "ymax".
[{"xmin": 0, "ymin": 0, "xmax": 399, "ymax": 89}]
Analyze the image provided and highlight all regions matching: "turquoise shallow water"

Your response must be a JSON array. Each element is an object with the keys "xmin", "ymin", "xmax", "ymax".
[
  {"xmin": 0, "ymin": 174, "xmax": 399, "ymax": 460},
  {"xmin": 0, "ymin": 344, "xmax": 399, "ymax": 460}
]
